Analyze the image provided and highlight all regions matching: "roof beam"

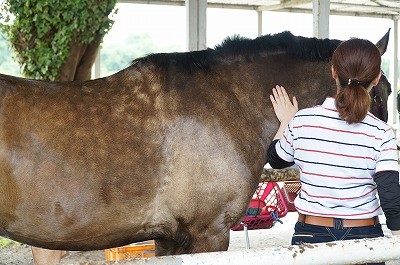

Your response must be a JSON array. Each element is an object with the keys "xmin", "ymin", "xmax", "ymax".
[
  {"xmin": 118, "ymin": 0, "xmax": 400, "ymax": 18},
  {"xmin": 257, "ymin": 0, "xmax": 312, "ymax": 11},
  {"xmin": 274, "ymin": 8, "xmax": 397, "ymax": 20},
  {"xmin": 118, "ymin": 0, "xmax": 185, "ymax": 6},
  {"xmin": 330, "ymin": 2, "xmax": 400, "ymax": 14}
]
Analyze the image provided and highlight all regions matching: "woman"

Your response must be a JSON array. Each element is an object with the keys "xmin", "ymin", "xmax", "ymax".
[{"xmin": 268, "ymin": 38, "xmax": 400, "ymax": 265}]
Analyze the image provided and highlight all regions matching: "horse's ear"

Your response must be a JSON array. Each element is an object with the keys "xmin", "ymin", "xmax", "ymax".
[{"xmin": 376, "ymin": 28, "xmax": 390, "ymax": 56}]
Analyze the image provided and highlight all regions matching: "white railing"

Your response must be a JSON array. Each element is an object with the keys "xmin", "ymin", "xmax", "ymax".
[{"xmin": 129, "ymin": 236, "xmax": 400, "ymax": 265}]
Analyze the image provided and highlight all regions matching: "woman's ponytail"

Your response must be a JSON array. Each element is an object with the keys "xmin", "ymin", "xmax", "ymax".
[
  {"xmin": 332, "ymin": 38, "xmax": 381, "ymax": 124},
  {"xmin": 335, "ymin": 82, "xmax": 371, "ymax": 124}
]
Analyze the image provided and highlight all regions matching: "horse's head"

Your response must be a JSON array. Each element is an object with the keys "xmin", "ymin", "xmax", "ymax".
[
  {"xmin": 370, "ymin": 72, "xmax": 391, "ymax": 122},
  {"xmin": 369, "ymin": 29, "xmax": 392, "ymax": 122}
]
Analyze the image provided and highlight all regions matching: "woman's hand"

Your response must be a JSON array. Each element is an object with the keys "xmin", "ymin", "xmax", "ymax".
[
  {"xmin": 270, "ymin": 85, "xmax": 298, "ymax": 140},
  {"xmin": 270, "ymin": 85, "xmax": 298, "ymax": 124}
]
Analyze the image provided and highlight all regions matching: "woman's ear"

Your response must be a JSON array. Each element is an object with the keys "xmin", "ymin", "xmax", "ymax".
[
  {"xmin": 331, "ymin": 66, "xmax": 338, "ymax": 79},
  {"xmin": 371, "ymin": 71, "xmax": 382, "ymax": 86}
]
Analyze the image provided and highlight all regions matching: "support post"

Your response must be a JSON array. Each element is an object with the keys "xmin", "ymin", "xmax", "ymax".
[
  {"xmin": 257, "ymin": 11, "xmax": 263, "ymax": 36},
  {"xmin": 93, "ymin": 49, "xmax": 101, "ymax": 79},
  {"xmin": 186, "ymin": 0, "xmax": 207, "ymax": 51},
  {"xmin": 313, "ymin": 0, "xmax": 330, "ymax": 38},
  {"xmin": 392, "ymin": 18, "xmax": 399, "ymax": 137}
]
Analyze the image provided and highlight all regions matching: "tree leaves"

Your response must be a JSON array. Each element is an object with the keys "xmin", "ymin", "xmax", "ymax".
[{"xmin": 0, "ymin": 0, "xmax": 117, "ymax": 80}]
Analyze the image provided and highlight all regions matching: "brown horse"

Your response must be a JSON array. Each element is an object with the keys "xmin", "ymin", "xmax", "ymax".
[{"xmin": 0, "ymin": 30, "xmax": 391, "ymax": 256}]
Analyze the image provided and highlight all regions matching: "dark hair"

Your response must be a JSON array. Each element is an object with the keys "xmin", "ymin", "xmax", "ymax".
[{"xmin": 332, "ymin": 38, "xmax": 381, "ymax": 124}]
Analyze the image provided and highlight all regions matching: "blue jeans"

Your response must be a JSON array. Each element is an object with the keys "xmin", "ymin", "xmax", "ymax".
[{"xmin": 292, "ymin": 221, "xmax": 385, "ymax": 265}]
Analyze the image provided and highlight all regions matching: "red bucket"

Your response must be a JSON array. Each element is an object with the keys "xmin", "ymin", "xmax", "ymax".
[{"xmin": 231, "ymin": 182, "xmax": 288, "ymax": 231}]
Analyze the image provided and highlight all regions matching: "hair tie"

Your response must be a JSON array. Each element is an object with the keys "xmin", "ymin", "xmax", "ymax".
[
  {"xmin": 348, "ymin": 78, "xmax": 360, "ymax": 85},
  {"xmin": 339, "ymin": 77, "xmax": 368, "ymax": 88}
]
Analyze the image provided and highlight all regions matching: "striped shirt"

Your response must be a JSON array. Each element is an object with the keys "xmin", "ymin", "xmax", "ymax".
[{"xmin": 276, "ymin": 97, "xmax": 399, "ymax": 219}]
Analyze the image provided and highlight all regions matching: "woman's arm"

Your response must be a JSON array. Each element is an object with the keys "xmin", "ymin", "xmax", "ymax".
[
  {"xmin": 374, "ymin": 170, "xmax": 400, "ymax": 232},
  {"xmin": 267, "ymin": 139, "xmax": 295, "ymax": 169}
]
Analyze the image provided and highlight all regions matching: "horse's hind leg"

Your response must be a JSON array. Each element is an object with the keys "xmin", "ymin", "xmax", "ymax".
[
  {"xmin": 154, "ymin": 228, "xmax": 193, "ymax": 256},
  {"xmin": 154, "ymin": 238, "xmax": 183, "ymax": 256},
  {"xmin": 189, "ymin": 229, "xmax": 230, "ymax": 254},
  {"xmin": 155, "ymin": 229, "xmax": 229, "ymax": 256}
]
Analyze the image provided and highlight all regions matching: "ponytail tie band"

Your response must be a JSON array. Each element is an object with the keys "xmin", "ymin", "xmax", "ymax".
[
  {"xmin": 348, "ymin": 78, "xmax": 360, "ymax": 85},
  {"xmin": 339, "ymin": 76, "xmax": 370, "ymax": 88}
]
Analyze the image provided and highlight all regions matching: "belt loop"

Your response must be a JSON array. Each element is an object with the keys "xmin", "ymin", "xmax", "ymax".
[
  {"xmin": 374, "ymin": 216, "xmax": 379, "ymax": 226},
  {"xmin": 333, "ymin": 218, "xmax": 344, "ymax": 229}
]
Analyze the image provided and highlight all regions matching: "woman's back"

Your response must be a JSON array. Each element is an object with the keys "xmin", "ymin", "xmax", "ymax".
[
  {"xmin": 283, "ymin": 97, "xmax": 396, "ymax": 218},
  {"xmin": 269, "ymin": 37, "xmax": 400, "ymax": 261}
]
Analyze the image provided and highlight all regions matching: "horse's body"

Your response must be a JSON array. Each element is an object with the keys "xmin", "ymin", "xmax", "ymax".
[{"xmin": 0, "ymin": 31, "xmax": 391, "ymax": 255}]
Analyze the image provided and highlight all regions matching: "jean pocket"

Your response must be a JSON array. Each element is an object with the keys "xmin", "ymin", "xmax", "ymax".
[
  {"xmin": 292, "ymin": 222, "xmax": 336, "ymax": 244},
  {"xmin": 291, "ymin": 233, "xmax": 314, "ymax": 245},
  {"xmin": 345, "ymin": 224, "xmax": 384, "ymax": 240},
  {"xmin": 292, "ymin": 234, "xmax": 314, "ymax": 237}
]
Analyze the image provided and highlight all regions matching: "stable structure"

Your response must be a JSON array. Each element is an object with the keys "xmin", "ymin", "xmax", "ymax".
[{"xmin": 119, "ymin": 1, "xmax": 400, "ymax": 46}]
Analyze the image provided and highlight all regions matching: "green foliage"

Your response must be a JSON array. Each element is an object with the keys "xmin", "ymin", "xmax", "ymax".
[{"xmin": 0, "ymin": 0, "xmax": 117, "ymax": 80}]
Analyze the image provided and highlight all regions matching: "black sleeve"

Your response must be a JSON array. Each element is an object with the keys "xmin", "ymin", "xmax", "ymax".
[
  {"xmin": 374, "ymin": 170, "xmax": 400, "ymax": 230},
  {"xmin": 267, "ymin": 139, "xmax": 295, "ymax": 169}
]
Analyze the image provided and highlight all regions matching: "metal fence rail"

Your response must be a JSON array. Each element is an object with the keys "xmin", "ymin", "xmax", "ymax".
[{"xmin": 110, "ymin": 236, "xmax": 400, "ymax": 265}]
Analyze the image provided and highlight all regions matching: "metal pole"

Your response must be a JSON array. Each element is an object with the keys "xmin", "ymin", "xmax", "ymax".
[
  {"xmin": 186, "ymin": 0, "xmax": 207, "ymax": 51},
  {"xmin": 243, "ymin": 224, "xmax": 250, "ymax": 249},
  {"xmin": 257, "ymin": 11, "xmax": 263, "ymax": 36},
  {"xmin": 312, "ymin": 0, "xmax": 329, "ymax": 38},
  {"xmin": 392, "ymin": 18, "xmax": 399, "ymax": 137}
]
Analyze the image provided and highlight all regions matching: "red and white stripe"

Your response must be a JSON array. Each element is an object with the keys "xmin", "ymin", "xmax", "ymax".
[{"xmin": 276, "ymin": 97, "xmax": 399, "ymax": 219}]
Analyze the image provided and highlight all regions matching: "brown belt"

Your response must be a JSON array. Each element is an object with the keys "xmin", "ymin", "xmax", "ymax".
[{"xmin": 298, "ymin": 213, "xmax": 379, "ymax": 228}]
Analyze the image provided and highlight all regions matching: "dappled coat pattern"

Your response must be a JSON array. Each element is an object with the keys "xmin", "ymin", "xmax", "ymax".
[{"xmin": 0, "ymin": 31, "xmax": 391, "ymax": 255}]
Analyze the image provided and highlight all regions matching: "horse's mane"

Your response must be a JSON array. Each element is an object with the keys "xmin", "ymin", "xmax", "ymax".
[{"xmin": 130, "ymin": 31, "xmax": 341, "ymax": 72}]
